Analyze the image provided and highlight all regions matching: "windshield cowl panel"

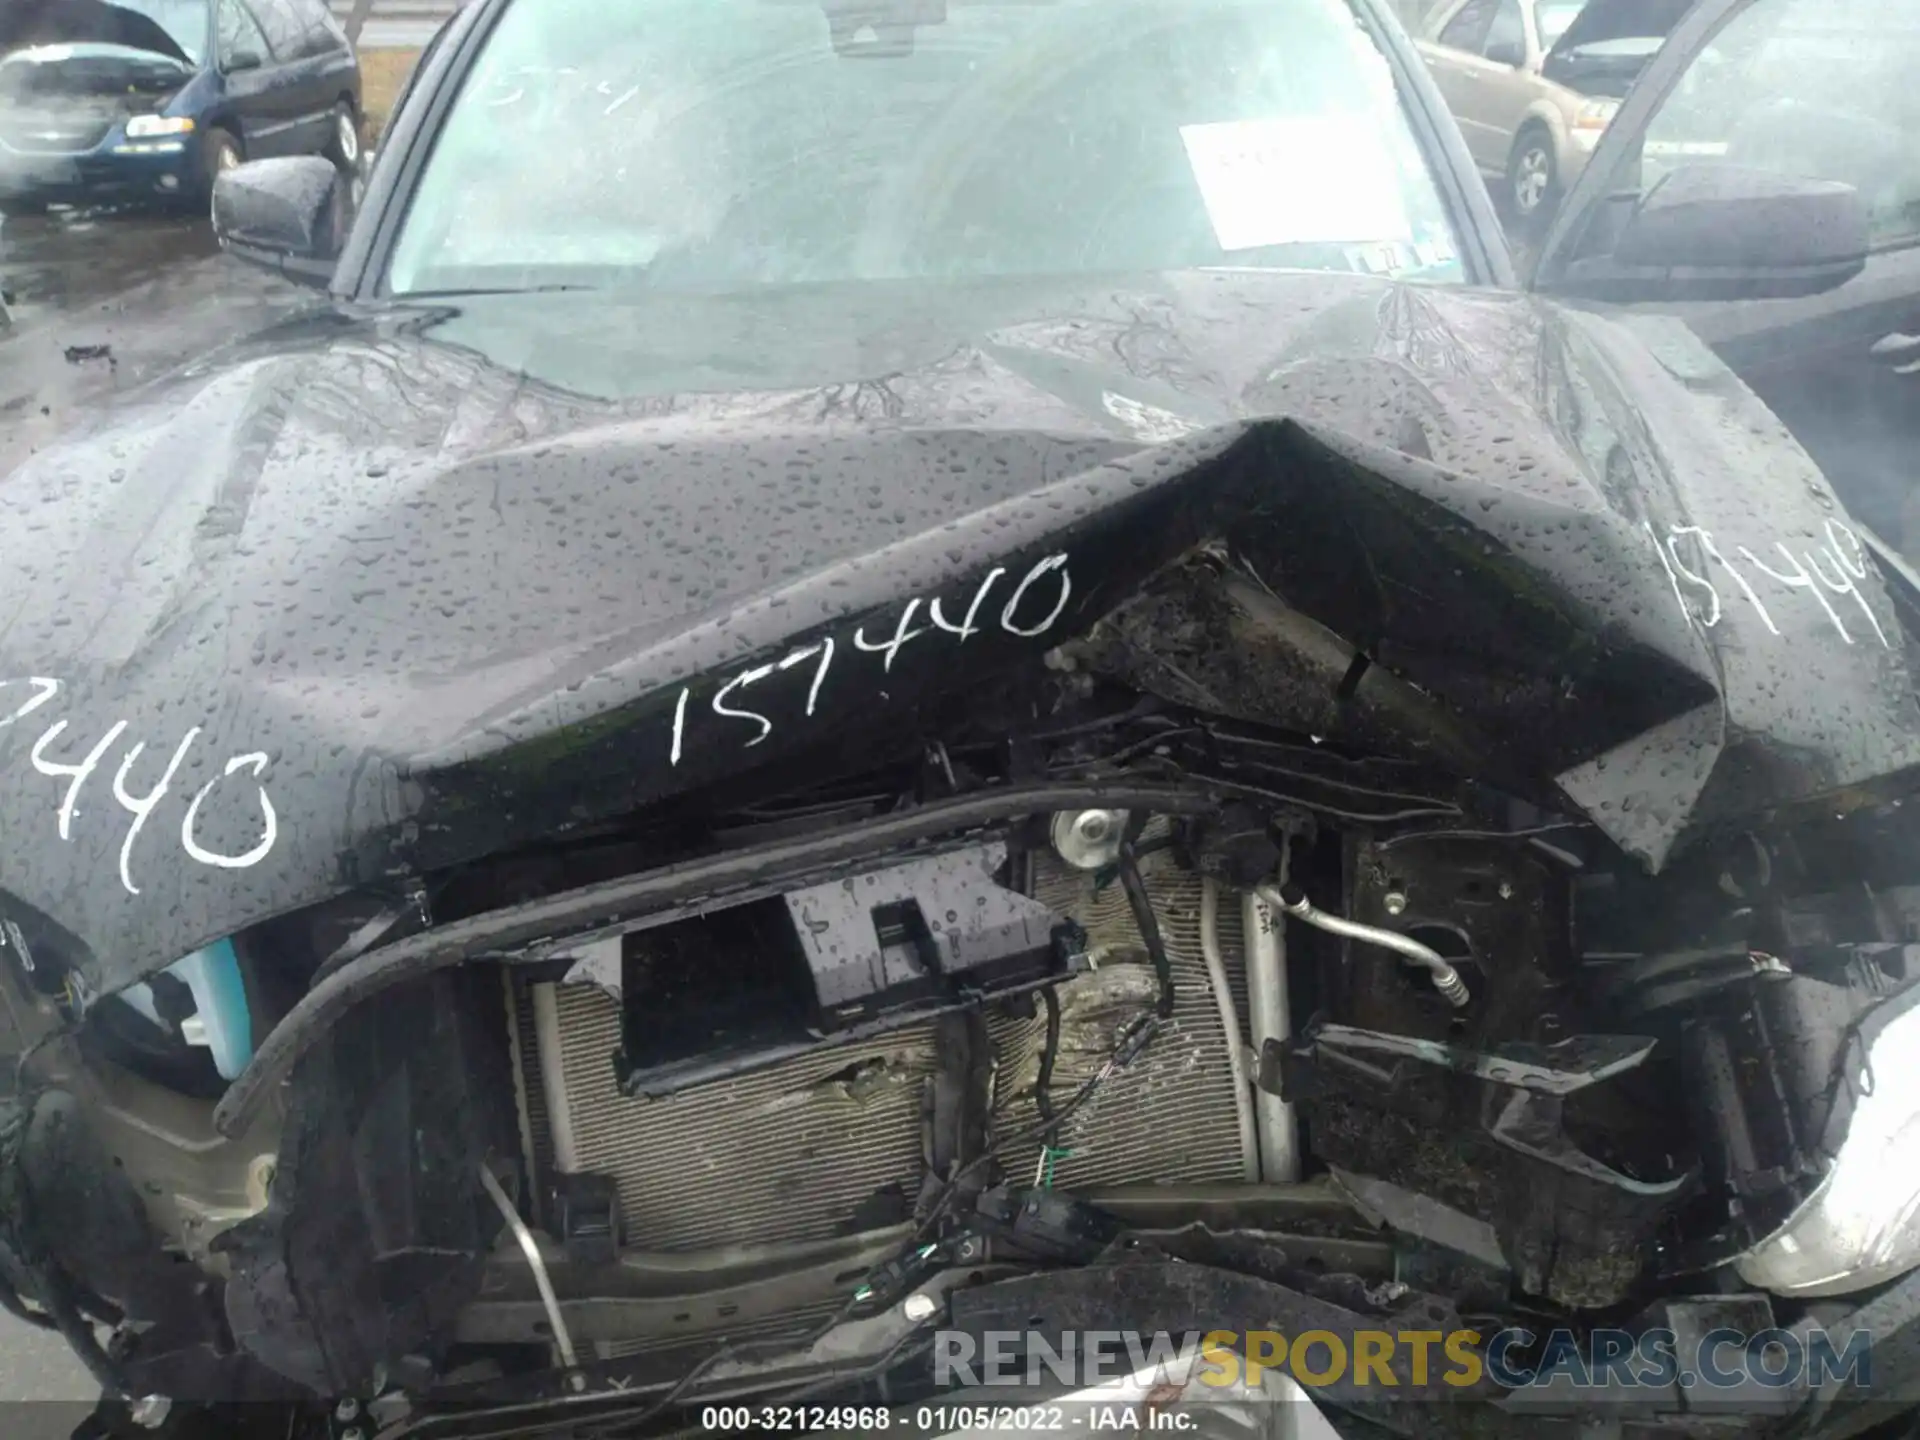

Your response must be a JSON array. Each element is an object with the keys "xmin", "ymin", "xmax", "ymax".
[{"xmin": 385, "ymin": 0, "xmax": 1467, "ymax": 304}]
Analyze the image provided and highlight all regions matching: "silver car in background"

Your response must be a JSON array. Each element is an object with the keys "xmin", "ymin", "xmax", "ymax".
[{"xmin": 1418, "ymin": 0, "xmax": 1688, "ymax": 222}]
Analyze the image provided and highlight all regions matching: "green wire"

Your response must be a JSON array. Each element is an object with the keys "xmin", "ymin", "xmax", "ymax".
[{"xmin": 1041, "ymin": 1146, "xmax": 1073, "ymax": 1188}]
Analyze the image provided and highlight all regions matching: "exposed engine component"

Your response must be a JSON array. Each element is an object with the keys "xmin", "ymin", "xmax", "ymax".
[
  {"xmin": 476, "ymin": 1161, "xmax": 578, "ymax": 1371},
  {"xmin": 528, "ymin": 982, "xmax": 941, "ymax": 1253},
  {"xmin": 1240, "ymin": 885, "xmax": 1299, "ymax": 1182},
  {"xmin": 593, "ymin": 842, "xmax": 1084, "ymax": 1101},
  {"xmin": 1049, "ymin": 809, "xmax": 1129, "ymax": 872},
  {"xmin": 1258, "ymin": 879, "xmax": 1471, "ymax": 1008},
  {"xmin": 783, "ymin": 845, "xmax": 1069, "ymax": 1020},
  {"xmin": 1683, "ymin": 917, "xmax": 1920, "ymax": 1293},
  {"xmin": 1261, "ymin": 833, "xmax": 1697, "ymax": 1309},
  {"xmin": 503, "ymin": 834, "xmax": 1270, "ymax": 1360},
  {"xmin": 30, "ymin": 706, "xmax": 1920, "ymax": 1426},
  {"xmin": 993, "ymin": 839, "xmax": 1265, "ymax": 1191},
  {"xmin": 1270, "ymin": 1020, "xmax": 1688, "ymax": 1307}
]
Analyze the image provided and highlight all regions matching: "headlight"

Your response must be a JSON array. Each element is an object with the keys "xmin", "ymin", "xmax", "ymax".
[
  {"xmin": 1571, "ymin": 99, "xmax": 1618, "ymax": 134},
  {"xmin": 1736, "ymin": 986, "xmax": 1920, "ymax": 1296},
  {"xmin": 125, "ymin": 114, "xmax": 194, "ymax": 138}
]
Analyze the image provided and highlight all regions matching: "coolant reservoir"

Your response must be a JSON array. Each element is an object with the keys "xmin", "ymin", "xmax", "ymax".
[{"xmin": 116, "ymin": 939, "xmax": 253, "ymax": 1081}]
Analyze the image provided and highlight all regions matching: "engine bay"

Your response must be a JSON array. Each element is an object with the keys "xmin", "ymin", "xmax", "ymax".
[
  {"xmin": 6, "ymin": 672, "xmax": 1914, "ymax": 1439},
  {"xmin": 1, "ymin": 474, "xmax": 1917, "ymax": 1440}
]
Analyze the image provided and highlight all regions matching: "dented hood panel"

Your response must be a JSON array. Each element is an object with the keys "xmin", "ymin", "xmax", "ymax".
[{"xmin": 2, "ymin": 268, "xmax": 1916, "ymax": 997}]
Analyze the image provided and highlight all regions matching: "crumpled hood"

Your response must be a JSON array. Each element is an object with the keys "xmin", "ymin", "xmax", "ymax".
[{"xmin": 3, "ymin": 267, "xmax": 1916, "ymax": 998}]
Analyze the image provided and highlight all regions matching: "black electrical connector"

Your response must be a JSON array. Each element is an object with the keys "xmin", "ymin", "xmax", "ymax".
[
  {"xmin": 973, "ymin": 1185, "xmax": 1123, "ymax": 1265},
  {"xmin": 1035, "ymin": 985, "xmax": 1062, "ymax": 1141},
  {"xmin": 1118, "ymin": 813, "xmax": 1176, "ymax": 1016}
]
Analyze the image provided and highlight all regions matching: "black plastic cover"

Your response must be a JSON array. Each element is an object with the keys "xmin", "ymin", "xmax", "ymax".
[
  {"xmin": 216, "ymin": 971, "xmax": 514, "ymax": 1395},
  {"xmin": 1273, "ymin": 1021, "xmax": 1693, "ymax": 1307}
]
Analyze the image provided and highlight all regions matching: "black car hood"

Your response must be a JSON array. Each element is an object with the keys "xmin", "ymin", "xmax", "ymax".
[
  {"xmin": 1544, "ymin": 0, "xmax": 1690, "ymax": 60},
  {"xmin": 0, "ymin": 0, "xmax": 193, "ymax": 63},
  {"xmin": 4, "ymin": 268, "xmax": 1917, "ymax": 998}
]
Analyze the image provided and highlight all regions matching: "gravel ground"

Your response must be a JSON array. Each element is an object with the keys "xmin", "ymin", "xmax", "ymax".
[{"xmin": 0, "ymin": 1320, "xmax": 96, "ymax": 1405}]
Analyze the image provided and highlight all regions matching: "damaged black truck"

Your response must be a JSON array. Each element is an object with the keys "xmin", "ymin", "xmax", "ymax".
[{"xmin": 6, "ymin": 0, "xmax": 1920, "ymax": 1436}]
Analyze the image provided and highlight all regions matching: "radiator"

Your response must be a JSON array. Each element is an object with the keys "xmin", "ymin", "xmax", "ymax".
[
  {"xmin": 531, "ymin": 980, "xmax": 937, "ymax": 1253},
  {"xmin": 514, "ymin": 840, "xmax": 1252, "ymax": 1259},
  {"xmin": 992, "ymin": 844, "xmax": 1253, "ymax": 1190}
]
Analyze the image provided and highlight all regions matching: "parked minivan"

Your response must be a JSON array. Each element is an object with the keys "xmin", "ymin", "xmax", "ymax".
[{"xmin": 0, "ymin": 0, "xmax": 361, "ymax": 214}]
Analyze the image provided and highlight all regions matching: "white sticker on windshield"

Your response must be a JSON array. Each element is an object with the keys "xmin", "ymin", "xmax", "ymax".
[{"xmin": 1179, "ymin": 118, "xmax": 1414, "ymax": 253}]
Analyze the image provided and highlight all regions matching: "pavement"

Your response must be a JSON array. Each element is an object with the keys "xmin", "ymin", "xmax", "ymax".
[{"xmin": 0, "ymin": 1320, "xmax": 97, "ymax": 1405}]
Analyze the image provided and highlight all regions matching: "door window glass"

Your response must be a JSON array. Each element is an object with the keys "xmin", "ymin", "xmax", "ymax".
[
  {"xmin": 216, "ymin": 0, "xmax": 271, "ymax": 67},
  {"xmin": 1438, "ymin": 0, "xmax": 1497, "ymax": 51},
  {"xmin": 1641, "ymin": 0, "xmax": 1920, "ymax": 247},
  {"xmin": 249, "ymin": 0, "xmax": 309, "ymax": 60},
  {"xmin": 1482, "ymin": 0, "xmax": 1525, "ymax": 61},
  {"xmin": 1535, "ymin": 0, "xmax": 1583, "ymax": 49},
  {"xmin": 287, "ymin": 0, "xmax": 347, "ymax": 56}
]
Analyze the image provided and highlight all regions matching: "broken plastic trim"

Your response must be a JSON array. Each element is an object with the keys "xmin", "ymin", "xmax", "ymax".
[
  {"xmin": 113, "ymin": 939, "xmax": 253, "ymax": 1080},
  {"xmin": 211, "ymin": 780, "xmax": 1218, "ymax": 1139},
  {"xmin": 476, "ymin": 1162, "xmax": 577, "ymax": 1371}
]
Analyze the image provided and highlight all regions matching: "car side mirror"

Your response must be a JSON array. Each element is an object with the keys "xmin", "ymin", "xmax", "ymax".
[
  {"xmin": 1545, "ymin": 163, "xmax": 1869, "ymax": 303},
  {"xmin": 1484, "ymin": 38, "xmax": 1525, "ymax": 66},
  {"xmin": 225, "ymin": 46, "xmax": 264, "ymax": 72},
  {"xmin": 212, "ymin": 156, "xmax": 350, "ymax": 289}
]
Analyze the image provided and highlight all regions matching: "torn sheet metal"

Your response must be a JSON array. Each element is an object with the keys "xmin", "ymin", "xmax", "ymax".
[{"xmin": 1, "ymin": 268, "xmax": 1915, "ymax": 997}]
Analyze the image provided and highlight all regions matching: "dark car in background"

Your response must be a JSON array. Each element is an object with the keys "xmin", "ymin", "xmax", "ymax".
[{"xmin": 0, "ymin": 0, "xmax": 361, "ymax": 215}]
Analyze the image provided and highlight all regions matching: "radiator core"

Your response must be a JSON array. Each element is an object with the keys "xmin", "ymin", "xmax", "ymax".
[
  {"xmin": 993, "ymin": 845, "xmax": 1253, "ymax": 1189},
  {"xmin": 516, "ymin": 843, "xmax": 1252, "ymax": 1258},
  {"xmin": 532, "ymin": 979, "xmax": 937, "ymax": 1253}
]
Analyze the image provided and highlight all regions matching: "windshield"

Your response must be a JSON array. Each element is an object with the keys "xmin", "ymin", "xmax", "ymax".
[
  {"xmin": 0, "ymin": 0, "xmax": 207, "ymax": 64},
  {"xmin": 1535, "ymin": 0, "xmax": 1584, "ymax": 48},
  {"xmin": 386, "ymin": 0, "xmax": 1467, "ymax": 297}
]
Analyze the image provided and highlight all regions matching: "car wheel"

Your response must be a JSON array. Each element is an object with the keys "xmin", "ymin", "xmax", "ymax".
[
  {"xmin": 1507, "ymin": 127, "xmax": 1558, "ymax": 225},
  {"xmin": 325, "ymin": 102, "xmax": 362, "ymax": 172}
]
